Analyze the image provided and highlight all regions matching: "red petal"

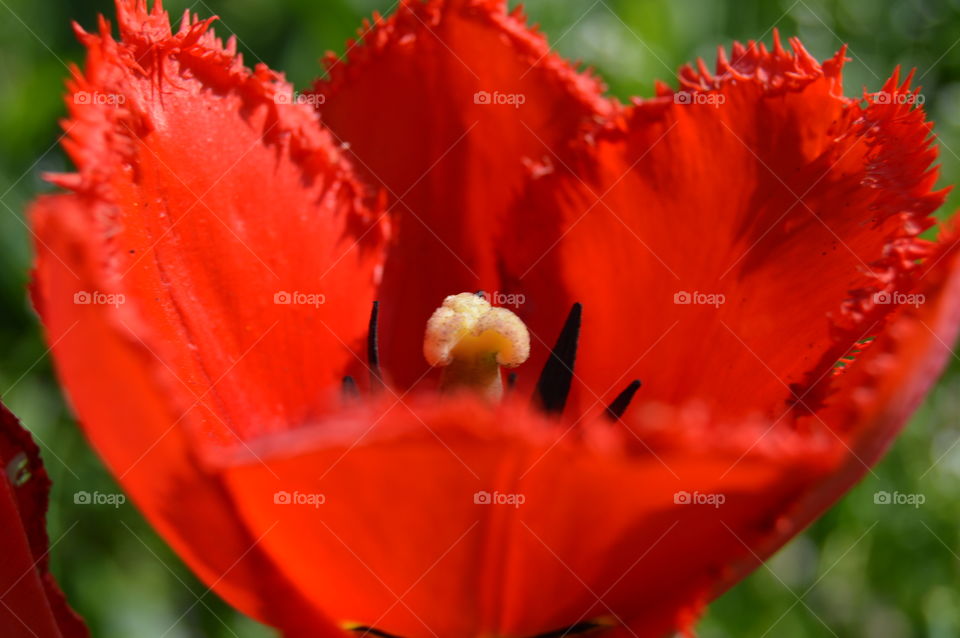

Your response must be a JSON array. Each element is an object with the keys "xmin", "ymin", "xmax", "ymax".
[
  {"xmin": 726, "ymin": 228, "xmax": 960, "ymax": 588},
  {"xmin": 31, "ymin": 0, "xmax": 385, "ymax": 632},
  {"xmin": 212, "ymin": 229, "xmax": 960, "ymax": 638},
  {"xmin": 211, "ymin": 394, "xmax": 828, "ymax": 637},
  {"xmin": 33, "ymin": 194, "xmax": 345, "ymax": 636},
  {"xmin": 0, "ymin": 402, "xmax": 88, "ymax": 638},
  {"xmin": 314, "ymin": 0, "xmax": 613, "ymax": 389},
  {"xmin": 506, "ymin": 37, "xmax": 947, "ymax": 423}
]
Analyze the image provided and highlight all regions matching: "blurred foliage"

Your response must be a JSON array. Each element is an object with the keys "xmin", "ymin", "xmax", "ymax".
[{"xmin": 1, "ymin": 0, "xmax": 959, "ymax": 636}]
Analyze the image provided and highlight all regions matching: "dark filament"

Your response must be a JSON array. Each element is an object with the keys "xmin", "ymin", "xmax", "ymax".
[
  {"xmin": 530, "ymin": 620, "xmax": 606, "ymax": 637},
  {"xmin": 349, "ymin": 627, "xmax": 402, "ymax": 638},
  {"xmin": 341, "ymin": 375, "xmax": 359, "ymax": 399},
  {"xmin": 605, "ymin": 380, "xmax": 642, "ymax": 421},
  {"xmin": 506, "ymin": 371, "xmax": 518, "ymax": 391},
  {"xmin": 368, "ymin": 301, "xmax": 385, "ymax": 391},
  {"xmin": 350, "ymin": 620, "xmax": 603, "ymax": 638},
  {"xmin": 535, "ymin": 302, "xmax": 582, "ymax": 415}
]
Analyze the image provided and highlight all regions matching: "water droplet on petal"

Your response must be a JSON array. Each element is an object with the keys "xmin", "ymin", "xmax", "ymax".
[{"xmin": 6, "ymin": 452, "xmax": 31, "ymax": 487}]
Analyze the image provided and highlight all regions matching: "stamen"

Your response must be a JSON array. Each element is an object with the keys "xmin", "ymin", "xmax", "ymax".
[
  {"xmin": 605, "ymin": 380, "xmax": 642, "ymax": 421},
  {"xmin": 345, "ymin": 626, "xmax": 402, "ymax": 638},
  {"xmin": 368, "ymin": 301, "xmax": 385, "ymax": 391},
  {"xmin": 535, "ymin": 302, "xmax": 582, "ymax": 415},
  {"xmin": 530, "ymin": 619, "xmax": 610, "ymax": 637},
  {"xmin": 341, "ymin": 375, "xmax": 359, "ymax": 399},
  {"xmin": 424, "ymin": 292, "xmax": 530, "ymax": 402}
]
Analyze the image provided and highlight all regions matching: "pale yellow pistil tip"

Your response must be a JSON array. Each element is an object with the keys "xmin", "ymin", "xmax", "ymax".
[{"xmin": 424, "ymin": 293, "xmax": 530, "ymax": 401}]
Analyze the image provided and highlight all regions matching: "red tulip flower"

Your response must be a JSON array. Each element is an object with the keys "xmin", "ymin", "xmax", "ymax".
[
  {"xmin": 28, "ymin": 0, "xmax": 960, "ymax": 636},
  {"xmin": 0, "ymin": 402, "xmax": 88, "ymax": 638}
]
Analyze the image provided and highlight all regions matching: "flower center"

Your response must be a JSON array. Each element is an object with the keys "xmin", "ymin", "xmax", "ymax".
[
  {"xmin": 423, "ymin": 292, "xmax": 530, "ymax": 401},
  {"xmin": 347, "ymin": 294, "xmax": 641, "ymax": 421}
]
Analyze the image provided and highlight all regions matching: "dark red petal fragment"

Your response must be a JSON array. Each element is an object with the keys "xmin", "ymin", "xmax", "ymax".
[
  {"xmin": 32, "ymin": 0, "xmax": 382, "ymax": 633},
  {"xmin": 0, "ymin": 403, "xmax": 88, "ymax": 638},
  {"xmin": 314, "ymin": 0, "xmax": 613, "ymax": 389},
  {"xmin": 510, "ymin": 36, "xmax": 947, "ymax": 423}
]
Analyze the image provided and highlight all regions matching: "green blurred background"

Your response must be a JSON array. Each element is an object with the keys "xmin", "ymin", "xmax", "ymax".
[{"xmin": 1, "ymin": 0, "xmax": 959, "ymax": 636}]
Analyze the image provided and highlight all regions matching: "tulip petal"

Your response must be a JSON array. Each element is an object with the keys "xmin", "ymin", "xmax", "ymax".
[
  {"xmin": 721, "ymin": 228, "xmax": 960, "ymax": 593},
  {"xmin": 314, "ymin": 0, "xmax": 613, "ymax": 389},
  {"xmin": 31, "ymin": 0, "xmax": 385, "ymax": 632},
  {"xmin": 0, "ymin": 402, "xmax": 88, "ymax": 638},
  {"xmin": 212, "ymin": 394, "xmax": 833, "ymax": 638},
  {"xmin": 509, "ymin": 38, "xmax": 948, "ymax": 422}
]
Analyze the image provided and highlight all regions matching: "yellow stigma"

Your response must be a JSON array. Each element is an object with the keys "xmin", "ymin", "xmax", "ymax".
[{"xmin": 424, "ymin": 292, "xmax": 530, "ymax": 401}]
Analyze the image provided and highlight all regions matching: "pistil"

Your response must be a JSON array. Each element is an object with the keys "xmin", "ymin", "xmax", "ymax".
[{"xmin": 423, "ymin": 293, "xmax": 530, "ymax": 401}]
